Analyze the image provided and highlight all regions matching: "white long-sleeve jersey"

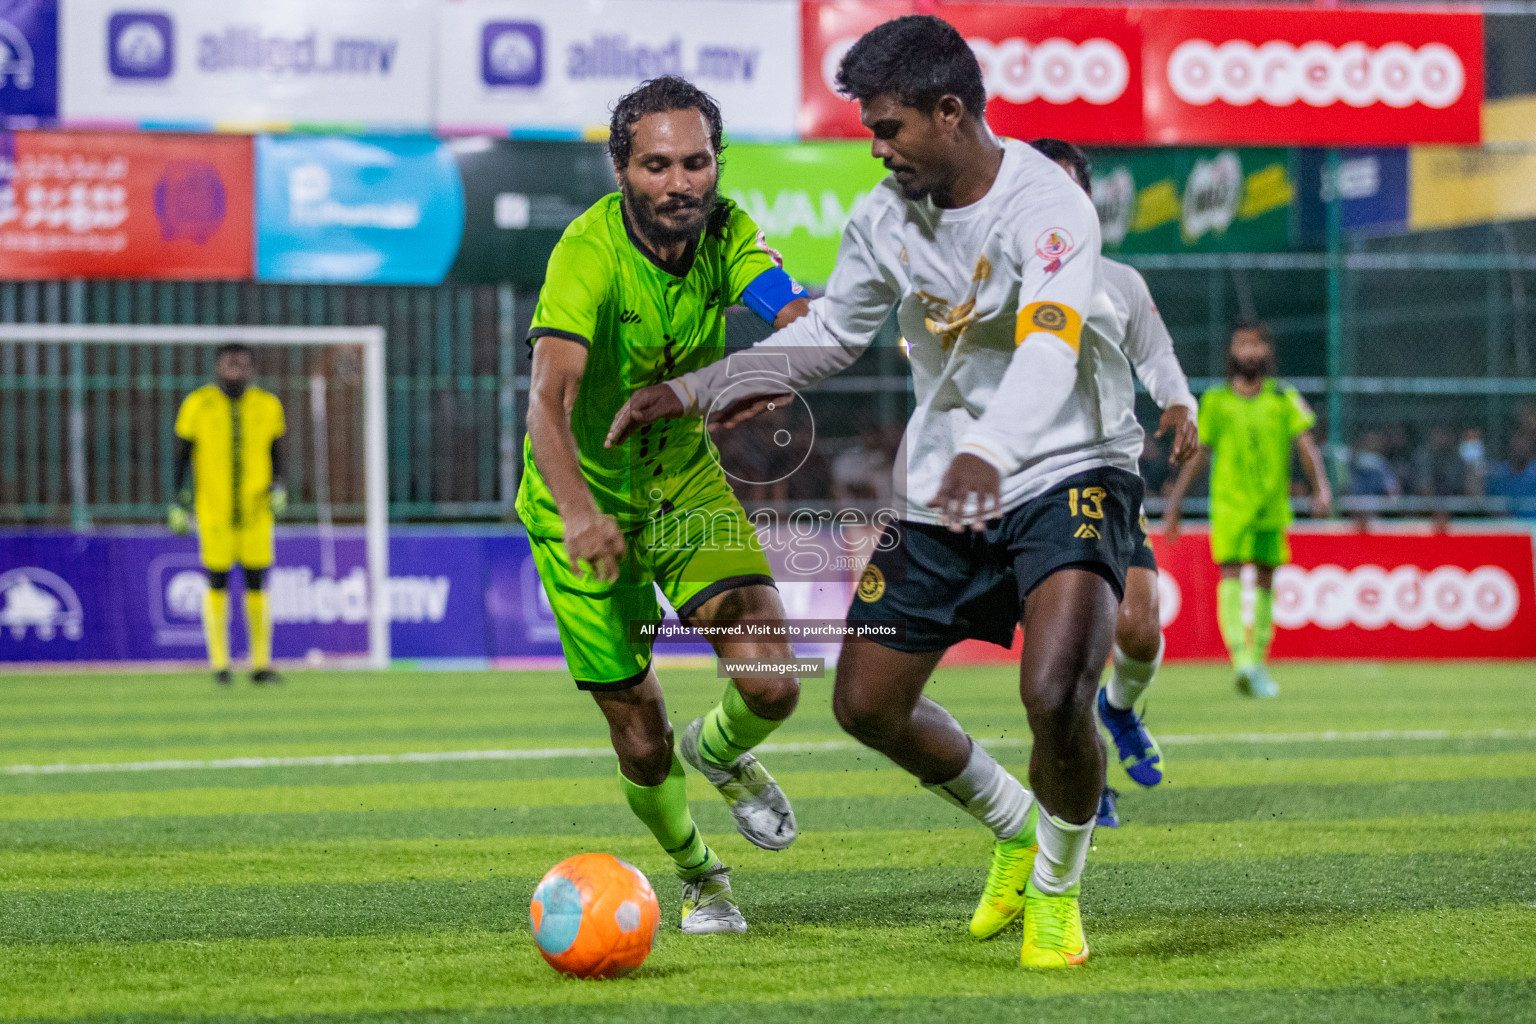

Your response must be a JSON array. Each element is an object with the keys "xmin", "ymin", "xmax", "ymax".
[
  {"xmin": 666, "ymin": 138, "xmax": 1142, "ymax": 525},
  {"xmin": 1101, "ymin": 258, "xmax": 1197, "ymax": 417}
]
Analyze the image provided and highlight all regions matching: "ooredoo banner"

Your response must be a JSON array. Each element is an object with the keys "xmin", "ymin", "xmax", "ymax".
[
  {"xmin": 1139, "ymin": 4, "xmax": 1482, "ymax": 145},
  {"xmin": 949, "ymin": 529, "xmax": 1536, "ymax": 663},
  {"xmin": 0, "ymin": 129, "xmax": 251, "ymax": 279},
  {"xmin": 802, "ymin": 3, "xmax": 1482, "ymax": 146},
  {"xmin": 436, "ymin": 0, "xmax": 800, "ymax": 138},
  {"xmin": 60, "ymin": 0, "xmax": 434, "ymax": 131}
]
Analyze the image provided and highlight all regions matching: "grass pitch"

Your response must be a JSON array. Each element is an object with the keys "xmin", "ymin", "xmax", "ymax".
[{"xmin": 2, "ymin": 660, "xmax": 1534, "ymax": 1022}]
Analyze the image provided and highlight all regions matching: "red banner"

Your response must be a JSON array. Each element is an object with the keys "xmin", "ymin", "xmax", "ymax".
[
  {"xmin": 802, "ymin": 3, "xmax": 1482, "ymax": 145},
  {"xmin": 0, "ymin": 132, "xmax": 252, "ymax": 280},
  {"xmin": 1138, "ymin": 5, "xmax": 1483, "ymax": 145},
  {"xmin": 946, "ymin": 529, "xmax": 1536, "ymax": 663}
]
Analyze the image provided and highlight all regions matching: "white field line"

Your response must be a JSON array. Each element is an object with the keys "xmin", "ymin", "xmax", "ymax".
[{"xmin": 4, "ymin": 729, "xmax": 1535, "ymax": 776}]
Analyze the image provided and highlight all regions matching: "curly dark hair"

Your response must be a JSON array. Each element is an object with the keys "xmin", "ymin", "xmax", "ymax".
[
  {"xmin": 608, "ymin": 75, "xmax": 725, "ymax": 170},
  {"xmin": 1030, "ymin": 138, "xmax": 1092, "ymax": 196},
  {"xmin": 834, "ymin": 15, "xmax": 986, "ymax": 119}
]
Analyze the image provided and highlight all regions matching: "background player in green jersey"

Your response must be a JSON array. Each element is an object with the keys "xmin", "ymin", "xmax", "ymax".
[
  {"xmin": 520, "ymin": 77, "xmax": 811, "ymax": 934},
  {"xmin": 1164, "ymin": 323, "xmax": 1332, "ymax": 697}
]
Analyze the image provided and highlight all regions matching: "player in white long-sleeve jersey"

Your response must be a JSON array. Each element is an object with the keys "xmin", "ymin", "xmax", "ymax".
[
  {"xmin": 1031, "ymin": 139, "xmax": 1201, "ymax": 829},
  {"xmin": 609, "ymin": 16, "xmax": 1141, "ymax": 968}
]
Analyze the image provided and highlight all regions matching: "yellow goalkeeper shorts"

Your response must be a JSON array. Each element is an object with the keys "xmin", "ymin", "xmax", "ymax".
[{"xmin": 198, "ymin": 518, "xmax": 275, "ymax": 572}]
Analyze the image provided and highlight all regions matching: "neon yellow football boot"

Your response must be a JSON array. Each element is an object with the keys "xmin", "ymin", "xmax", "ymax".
[
  {"xmin": 969, "ymin": 802, "xmax": 1039, "ymax": 939},
  {"xmin": 1019, "ymin": 880, "xmax": 1089, "ymax": 968}
]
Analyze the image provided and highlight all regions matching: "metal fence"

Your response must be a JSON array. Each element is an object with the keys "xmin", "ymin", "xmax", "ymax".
[{"xmin": 2, "ymin": 225, "xmax": 1534, "ymax": 524}]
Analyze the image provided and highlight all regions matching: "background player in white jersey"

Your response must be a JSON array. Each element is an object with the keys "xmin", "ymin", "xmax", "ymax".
[
  {"xmin": 609, "ymin": 16, "xmax": 1143, "ymax": 968},
  {"xmin": 1030, "ymin": 139, "xmax": 1200, "ymax": 829}
]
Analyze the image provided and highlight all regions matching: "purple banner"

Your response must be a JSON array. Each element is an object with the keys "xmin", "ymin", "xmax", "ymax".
[{"xmin": 0, "ymin": 526, "xmax": 861, "ymax": 665}]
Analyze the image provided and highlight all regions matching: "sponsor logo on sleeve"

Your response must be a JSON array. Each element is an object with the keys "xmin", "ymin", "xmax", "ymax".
[{"xmin": 1033, "ymin": 227, "xmax": 1073, "ymax": 273}]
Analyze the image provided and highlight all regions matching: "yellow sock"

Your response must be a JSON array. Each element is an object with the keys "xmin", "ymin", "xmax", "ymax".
[
  {"xmin": 245, "ymin": 590, "xmax": 271, "ymax": 669},
  {"xmin": 203, "ymin": 588, "xmax": 230, "ymax": 670}
]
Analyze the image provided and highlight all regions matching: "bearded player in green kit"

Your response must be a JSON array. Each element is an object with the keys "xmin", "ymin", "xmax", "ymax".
[
  {"xmin": 1164, "ymin": 323, "xmax": 1332, "ymax": 697},
  {"xmin": 519, "ymin": 77, "xmax": 811, "ymax": 934}
]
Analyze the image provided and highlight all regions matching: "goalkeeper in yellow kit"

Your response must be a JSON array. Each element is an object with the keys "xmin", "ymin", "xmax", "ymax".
[{"xmin": 169, "ymin": 343, "xmax": 287, "ymax": 685}]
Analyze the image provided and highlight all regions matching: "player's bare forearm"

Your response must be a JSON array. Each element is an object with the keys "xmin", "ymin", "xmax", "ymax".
[
  {"xmin": 1295, "ymin": 431, "xmax": 1333, "ymax": 517},
  {"xmin": 528, "ymin": 337, "xmax": 625, "ymax": 580},
  {"xmin": 773, "ymin": 296, "xmax": 811, "ymax": 330},
  {"xmin": 1162, "ymin": 446, "xmax": 1208, "ymax": 541}
]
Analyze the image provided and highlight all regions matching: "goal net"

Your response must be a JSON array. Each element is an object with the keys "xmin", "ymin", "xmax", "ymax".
[{"xmin": 0, "ymin": 324, "xmax": 389, "ymax": 669}]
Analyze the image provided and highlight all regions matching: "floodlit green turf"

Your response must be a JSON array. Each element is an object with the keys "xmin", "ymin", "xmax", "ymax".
[{"xmin": 2, "ymin": 662, "xmax": 1534, "ymax": 1022}]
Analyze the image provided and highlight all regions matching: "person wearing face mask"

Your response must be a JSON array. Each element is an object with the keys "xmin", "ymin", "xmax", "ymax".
[
  {"xmin": 1163, "ymin": 323, "xmax": 1332, "ymax": 697},
  {"xmin": 169, "ymin": 343, "xmax": 287, "ymax": 686}
]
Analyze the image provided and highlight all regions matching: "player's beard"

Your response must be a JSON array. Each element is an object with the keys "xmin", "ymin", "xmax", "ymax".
[
  {"xmin": 218, "ymin": 379, "xmax": 247, "ymax": 399},
  {"xmin": 621, "ymin": 176, "xmax": 718, "ymax": 250},
  {"xmin": 1228, "ymin": 353, "xmax": 1275, "ymax": 381}
]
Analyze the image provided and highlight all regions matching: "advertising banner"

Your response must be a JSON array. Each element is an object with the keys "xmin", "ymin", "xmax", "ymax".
[
  {"xmin": 0, "ymin": 129, "xmax": 251, "ymax": 279},
  {"xmin": 1409, "ymin": 145, "xmax": 1536, "ymax": 233},
  {"xmin": 946, "ymin": 528, "xmax": 1536, "ymax": 664},
  {"xmin": 802, "ymin": 3, "xmax": 1482, "ymax": 146},
  {"xmin": 1139, "ymin": 4, "xmax": 1483, "ymax": 145},
  {"xmin": 446, "ymin": 139, "xmax": 615, "ymax": 287},
  {"xmin": 60, "ymin": 0, "xmax": 433, "ymax": 131},
  {"xmin": 256, "ymin": 135, "xmax": 464, "ymax": 285},
  {"xmin": 1089, "ymin": 147, "xmax": 1294, "ymax": 254},
  {"xmin": 1295, "ymin": 147, "xmax": 1409, "ymax": 240},
  {"xmin": 723, "ymin": 141, "xmax": 886, "ymax": 286},
  {"xmin": 436, "ymin": 0, "xmax": 799, "ymax": 139},
  {"xmin": 802, "ymin": 2, "xmax": 1143, "ymax": 142},
  {"xmin": 0, "ymin": 0, "xmax": 57, "ymax": 125}
]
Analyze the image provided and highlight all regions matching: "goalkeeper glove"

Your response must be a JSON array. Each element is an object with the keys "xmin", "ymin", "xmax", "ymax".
[
  {"xmin": 270, "ymin": 485, "xmax": 288, "ymax": 518},
  {"xmin": 167, "ymin": 501, "xmax": 191, "ymax": 535}
]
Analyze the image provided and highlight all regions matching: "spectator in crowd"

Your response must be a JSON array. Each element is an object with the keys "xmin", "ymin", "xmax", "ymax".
[
  {"xmin": 1459, "ymin": 427, "xmax": 1488, "ymax": 497},
  {"xmin": 1489, "ymin": 421, "xmax": 1536, "ymax": 518},
  {"xmin": 1413, "ymin": 427, "xmax": 1473, "ymax": 499},
  {"xmin": 1381, "ymin": 422, "xmax": 1415, "ymax": 491},
  {"xmin": 1348, "ymin": 430, "xmax": 1402, "ymax": 498}
]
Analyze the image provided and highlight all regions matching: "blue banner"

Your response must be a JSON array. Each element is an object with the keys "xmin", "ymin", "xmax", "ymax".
[
  {"xmin": 255, "ymin": 135, "xmax": 465, "ymax": 284},
  {"xmin": 1296, "ymin": 147, "xmax": 1409, "ymax": 240},
  {"xmin": 0, "ymin": 0, "xmax": 57, "ymax": 124}
]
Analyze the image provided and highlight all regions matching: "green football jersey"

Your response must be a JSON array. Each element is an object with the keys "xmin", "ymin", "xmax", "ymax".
[
  {"xmin": 516, "ymin": 193, "xmax": 782, "ymax": 537},
  {"xmin": 1197, "ymin": 379, "xmax": 1316, "ymax": 530}
]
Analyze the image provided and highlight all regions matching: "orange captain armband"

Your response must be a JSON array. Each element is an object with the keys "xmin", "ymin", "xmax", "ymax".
[{"xmin": 1015, "ymin": 301, "xmax": 1083, "ymax": 353}]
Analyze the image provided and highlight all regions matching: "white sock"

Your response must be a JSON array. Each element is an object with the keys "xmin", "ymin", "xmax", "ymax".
[
  {"xmin": 924, "ymin": 739, "xmax": 1034, "ymax": 841},
  {"xmin": 1106, "ymin": 636, "xmax": 1164, "ymax": 711},
  {"xmin": 1030, "ymin": 809, "xmax": 1094, "ymax": 895}
]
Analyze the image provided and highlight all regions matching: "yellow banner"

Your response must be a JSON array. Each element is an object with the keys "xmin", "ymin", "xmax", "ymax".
[{"xmin": 1409, "ymin": 95, "xmax": 1536, "ymax": 231}]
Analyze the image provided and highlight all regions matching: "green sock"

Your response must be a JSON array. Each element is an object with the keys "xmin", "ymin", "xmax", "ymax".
[
  {"xmin": 1217, "ymin": 578, "xmax": 1251, "ymax": 670},
  {"xmin": 697, "ymin": 681, "xmax": 782, "ymax": 769},
  {"xmin": 1252, "ymin": 586, "xmax": 1275, "ymax": 665},
  {"xmin": 619, "ymin": 753, "xmax": 716, "ymax": 878}
]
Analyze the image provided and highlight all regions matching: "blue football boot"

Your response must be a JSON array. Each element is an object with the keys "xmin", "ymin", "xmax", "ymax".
[{"xmin": 1096, "ymin": 688, "xmax": 1164, "ymax": 788}]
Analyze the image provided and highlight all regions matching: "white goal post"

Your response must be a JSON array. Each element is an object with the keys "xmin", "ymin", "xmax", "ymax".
[{"xmin": 0, "ymin": 323, "xmax": 390, "ymax": 669}]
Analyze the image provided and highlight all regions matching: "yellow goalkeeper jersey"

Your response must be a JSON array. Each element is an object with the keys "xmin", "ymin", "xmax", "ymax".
[{"xmin": 174, "ymin": 385, "xmax": 286, "ymax": 529}]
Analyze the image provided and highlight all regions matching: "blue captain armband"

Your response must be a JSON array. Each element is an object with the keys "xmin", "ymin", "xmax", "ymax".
[{"xmin": 740, "ymin": 267, "xmax": 805, "ymax": 325}]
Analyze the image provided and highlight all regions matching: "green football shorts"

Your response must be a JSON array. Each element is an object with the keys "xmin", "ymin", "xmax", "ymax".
[
  {"xmin": 528, "ymin": 490, "xmax": 774, "ymax": 691},
  {"xmin": 1209, "ymin": 518, "xmax": 1291, "ymax": 567}
]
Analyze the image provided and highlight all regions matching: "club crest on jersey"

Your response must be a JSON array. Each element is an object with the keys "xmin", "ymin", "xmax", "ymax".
[
  {"xmin": 754, "ymin": 230, "xmax": 784, "ymax": 269},
  {"xmin": 1034, "ymin": 228, "xmax": 1073, "ymax": 273},
  {"xmin": 857, "ymin": 563, "xmax": 885, "ymax": 603}
]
